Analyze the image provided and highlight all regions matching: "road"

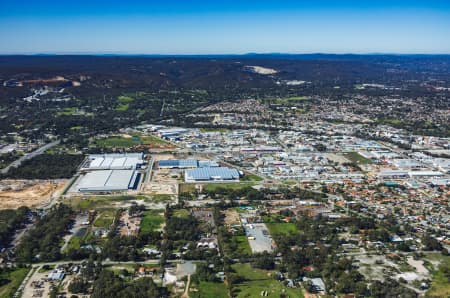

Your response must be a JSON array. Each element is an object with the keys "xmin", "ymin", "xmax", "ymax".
[{"xmin": 0, "ymin": 140, "xmax": 60, "ymax": 174}]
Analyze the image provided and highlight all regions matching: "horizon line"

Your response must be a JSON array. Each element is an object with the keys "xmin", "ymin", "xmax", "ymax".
[{"xmin": 1, "ymin": 52, "xmax": 450, "ymax": 57}]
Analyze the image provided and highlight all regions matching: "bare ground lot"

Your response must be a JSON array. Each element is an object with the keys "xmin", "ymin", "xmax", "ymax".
[
  {"xmin": 0, "ymin": 179, "xmax": 66, "ymax": 209},
  {"xmin": 143, "ymin": 154, "xmax": 180, "ymax": 195},
  {"xmin": 224, "ymin": 209, "xmax": 240, "ymax": 225}
]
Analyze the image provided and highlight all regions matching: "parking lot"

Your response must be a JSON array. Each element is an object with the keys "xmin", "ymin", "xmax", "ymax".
[{"xmin": 244, "ymin": 223, "xmax": 273, "ymax": 253}]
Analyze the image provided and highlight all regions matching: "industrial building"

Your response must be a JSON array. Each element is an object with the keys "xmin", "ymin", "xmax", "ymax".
[
  {"xmin": 157, "ymin": 159, "xmax": 219, "ymax": 169},
  {"xmin": 185, "ymin": 167, "xmax": 241, "ymax": 182},
  {"xmin": 158, "ymin": 159, "xmax": 198, "ymax": 169},
  {"xmin": 73, "ymin": 153, "xmax": 144, "ymax": 193},
  {"xmin": 81, "ymin": 153, "xmax": 144, "ymax": 171},
  {"xmin": 76, "ymin": 169, "xmax": 141, "ymax": 192}
]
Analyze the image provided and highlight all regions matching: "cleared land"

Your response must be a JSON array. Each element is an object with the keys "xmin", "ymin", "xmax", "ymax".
[
  {"xmin": 231, "ymin": 263, "xmax": 303, "ymax": 298},
  {"xmin": 0, "ymin": 179, "xmax": 66, "ymax": 209},
  {"xmin": 190, "ymin": 281, "xmax": 228, "ymax": 298},
  {"xmin": 241, "ymin": 174, "xmax": 264, "ymax": 182},
  {"xmin": 203, "ymin": 182, "xmax": 256, "ymax": 192},
  {"xmin": 233, "ymin": 235, "xmax": 252, "ymax": 255},
  {"xmin": 95, "ymin": 134, "xmax": 175, "ymax": 149},
  {"xmin": 67, "ymin": 195, "xmax": 145, "ymax": 210},
  {"xmin": 266, "ymin": 223, "xmax": 297, "ymax": 235},
  {"xmin": 426, "ymin": 254, "xmax": 450, "ymax": 298},
  {"xmin": 224, "ymin": 209, "xmax": 240, "ymax": 225},
  {"xmin": 343, "ymin": 152, "xmax": 373, "ymax": 164},
  {"xmin": 140, "ymin": 209, "xmax": 164, "ymax": 232},
  {"xmin": 94, "ymin": 210, "xmax": 116, "ymax": 228}
]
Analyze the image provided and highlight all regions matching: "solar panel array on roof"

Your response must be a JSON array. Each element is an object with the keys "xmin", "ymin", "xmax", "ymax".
[
  {"xmin": 158, "ymin": 159, "xmax": 199, "ymax": 168},
  {"xmin": 198, "ymin": 160, "xmax": 219, "ymax": 167},
  {"xmin": 185, "ymin": 167, "xmax": 240, "ymax": 182}
]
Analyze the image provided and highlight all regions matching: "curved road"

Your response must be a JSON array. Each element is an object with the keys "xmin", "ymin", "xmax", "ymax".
[{"xmin": 1, "ymin": 140, "xmax": 60, "ymax": 174}]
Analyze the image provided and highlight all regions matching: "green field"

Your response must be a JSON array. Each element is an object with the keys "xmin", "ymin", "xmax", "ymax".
[
  {"xmin": 179, "ymin": 182, "xmax": 257, "ymax": 193},
  {"xmin": 234, "ymin": 235, "xmax": 252, "ymax": 255},
  {"xmin": 203, "ymin": 182, "xmax": 256, "ymax": 192},
  {"xmin": 0, "ymin": 267, "xmax": 30, "ymax": 298},
  {"xmin": 69, "ymin": 195, "xmax": 140, "ymax": 210},
  {"xmin": 271, "ymin": 96, "xmax": 310, "ymax": 105},
  {"xmin": 231, "ymin": 263, "xmax": 303, "ymax": 298},
  {"xmin": 117, "ymin": 95, "xmax": 135, "ymax": 103},
  {"xmin": 140, "ymin": 210, "xmax": 164, "ymax": 233},
  {"xmin": 179, "ymin": 183, "xmax": 197, "ymax": 194},
  {"xmin": 241, "ymin": 174, "xmax": 264, "ymax": 182},
  {"xmin": 173, "ymin": 209, "xmax": 190, "ymax": 218},
  {"xmin": 94, "ymin": 210, "xmax": 116, "ymax": 228},
  {"xmin": 199, "ymin": 127, "xmax": 229, "ymax": 132},
  {"xmin": 114, "ymin": 103, "xmax": 129, "ymax": 111},
  {"xmin": 266, "ymin": 223, "xmax": 297, "ymax": 235},
  {"xmin": 64, "ymin": 236, "xmax": 82, "ymax": 252},
  {"xmin": 190, "ymin": 281, "xmax": 228, "ymax": 298},
  {"xmin": 287, "ymin": 96, "xmax": 309, "ymax": 101},
  {"xmin": 426, "ymin": 254, "xmax": 450, "ymax": 298},
  {"xmin": 151, "ymin": 194, "xmax": 173, "ymax": 204},
  {"xmin": 343, "ymin": 152, "xmax": 373, "ymax": 164},
  {"xmin": 56, "ymin": 107, "xmax": 77, "ymax": 116},
  {"xmin": 95, "ymin": 134, "xmax": 170, "ymax": 148}
]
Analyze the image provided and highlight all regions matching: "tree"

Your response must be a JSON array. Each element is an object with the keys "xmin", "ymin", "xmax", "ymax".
[
  {"xmin": 68, "ymin": 277, "xmax": 89, "ymax": 294},
  {"xmin": 251, "ymin": 252, "xmax": 275, "ymax": 270}
]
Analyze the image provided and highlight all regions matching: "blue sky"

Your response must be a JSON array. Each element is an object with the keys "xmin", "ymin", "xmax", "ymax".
[{"xmin": 1, "ymin": 0, "xmax": 450, "ymax": 54}]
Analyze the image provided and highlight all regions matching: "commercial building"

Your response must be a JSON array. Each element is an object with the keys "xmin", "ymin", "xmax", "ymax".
[
  {"xmin": 76, "ymin": 169, "xmax": 140, "ymax": 192},
  {"xmin": 185, "ymin": 167, "xmax": 240, "ymax": 182},
  {"xmin": 158, "ymin": 159, "xmax": 199, "ymax": 169},
  {"xmin": 157, "ymin": 159, "xmax": 219, "ymax": 169},
  {"xmin": 81, "ymin": 153, "xmax": 144, "ymax": 171}
]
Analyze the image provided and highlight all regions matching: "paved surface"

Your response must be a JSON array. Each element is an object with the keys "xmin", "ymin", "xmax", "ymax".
[
  {"xmin": 244, "ymin": 223, "xmax": 273, "ymax": 253},
  {"xmin": 60, "ymin": 213, "xmax": 89, "ymax": 252}
]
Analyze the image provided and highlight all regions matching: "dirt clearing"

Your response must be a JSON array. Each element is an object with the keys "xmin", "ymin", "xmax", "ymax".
[
  {"xmin": 224, "ymin": 209, "xmax": 240, "ymax": 225},
  {"xmin": 0, "ymin": 179, "xmax": 66, "ymax": 209}
]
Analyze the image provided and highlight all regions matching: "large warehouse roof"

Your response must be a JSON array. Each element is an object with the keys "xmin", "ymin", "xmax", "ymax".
[
  {"xmin": 158, "ymin": 159, "xmax": 219, "ymax": 169},
  {"xmin": 158, "ymin": 159, "xmax": 198, "ymax": 168},
  {"xmin": 77, "ymin": 169, "xmax": 139, "ymax": 192},
  {"xmin": 185, "ymin": 167, "xmax": 240, "ymax": 182},
  {"xmin": 82, "ymin": 153, "xmax": 144, "ymax": 170}
]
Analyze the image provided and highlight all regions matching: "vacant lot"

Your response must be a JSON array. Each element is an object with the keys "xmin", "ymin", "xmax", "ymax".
[
  {"xmin": 426, "ymin": 254, "xmax": 450, "ymax": 298},
  {"xmin": 203, "ymin": 182, "xmax": 256, "ymax": 192},
  {"xmin": 224, "ymin": 209, "xmax": 240, "ymax": 225},
  {"xmin": 231, "ymin": 263, "xmax": 303, "ymax": 298},
  {"xmin": 190, "ymin": 281, "xmax": 228, "ymax": 298},
  {"xmin": 140, "ymin": 209, "xmax": 164, "ymax": 233},
  {"xmin": 68, "ymin": 195, "xmax": 142, "ymax": 210},
  {"xmin": 94, "ymin": 210, "xmax": 116, "ymax": 228},
  {"xmin": 266, "ymin": 223, "xmax": 297, "ymax": 235},
  {"xmin": 173, "ymin": 209, "xmax": 190, "ymax": 218},
  {"xmin": 343, "ymin": 152, "xmax": 373, "ymax": 164},
  {"xmin": 0, "ymin": 179, "xmax": 66, "ymax": 209},
  {"xmin": 241, "ymin": 174, "xmax": 264, "ymax": 182},
  {"xmin": 95, "ymin": 134, "xmax": 174, "ymax": 149}
]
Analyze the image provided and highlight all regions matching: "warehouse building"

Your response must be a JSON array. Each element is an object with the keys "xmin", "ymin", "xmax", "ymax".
[
  {"xmin": 157, "ymin": 159, "xmax": 219, "ymax": 169},
  {"xmin": 158, "ymin": 159, "xmax": 198, "ymax": 169},
  {"xmin": 81, "ymin": 153, "xmax": 144, "ymax": 171},
  {"xmin": 76, "ymin": 169, "xmax": 141, "ymax": 192},
  {"xmin": 185, "ymin": 167, "xmax": 241, "ymax": 182}
]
